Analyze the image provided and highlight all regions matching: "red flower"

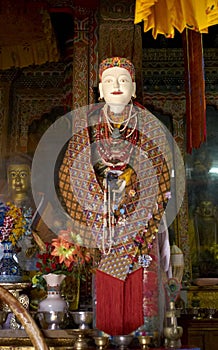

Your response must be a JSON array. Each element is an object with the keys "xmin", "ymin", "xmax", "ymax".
[{"xmin": 35, "ymin": 235, "xmax": 93, "ymax": 278}]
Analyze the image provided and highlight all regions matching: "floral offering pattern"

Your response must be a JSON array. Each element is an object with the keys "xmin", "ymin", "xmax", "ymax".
[{"xmin": 0, "ymin": 201, "xmax": 25, "ymax": 245}]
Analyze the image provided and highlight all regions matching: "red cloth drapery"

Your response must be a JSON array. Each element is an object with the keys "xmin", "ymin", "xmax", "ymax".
[
  {"xmin": 96, "ymin": 268, "xmax": 144, "ymax": 335},
  {"xmin": 182, "ymin": 29, "xmax": 206, "ymax": 153}
]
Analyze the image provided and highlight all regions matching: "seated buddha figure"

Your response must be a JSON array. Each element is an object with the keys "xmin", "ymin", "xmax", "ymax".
[
  {"xmin": 193, "ymin": 200, "xmax": 218, "ymax": 277},
  {"xmin": 6, "ymin": 154, "xmax": 37, "ymax": 273},
  {"xmin": 7, "ymin": 154, "xmax": 32, "ymax": 207}
]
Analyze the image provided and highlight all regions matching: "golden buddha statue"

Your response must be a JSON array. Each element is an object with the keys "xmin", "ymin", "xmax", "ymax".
[
  {"xmin": 5, "ymin": 154, "xmax": 37, "ymax": 273},
  {"xmin": 7, "ymin": 162, "xmax": 31, "ymax": 206}
]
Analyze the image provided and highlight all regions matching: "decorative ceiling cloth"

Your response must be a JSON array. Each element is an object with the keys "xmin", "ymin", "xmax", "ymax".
[
  {"xmin": 134, "ymin": 0, "xmax": 218, "ymax": 38},
  {"xmin": 135, "ymin": 0, "xmax": 218, "ymax": 153},
  {"xmin": 0, "ymin": 0, "xmax": 59, "ymax": 70}
]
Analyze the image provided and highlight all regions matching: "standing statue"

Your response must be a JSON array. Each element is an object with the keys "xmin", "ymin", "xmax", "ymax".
[
  {"xmin": 30, "ymin": 57, "xmax": 184, "ymax": 339},
  {"xmin": 57, "ymin": 57, "xmax": 178, "ymax": 337}
]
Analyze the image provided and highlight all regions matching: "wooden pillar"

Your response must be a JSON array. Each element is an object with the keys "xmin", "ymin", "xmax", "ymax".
[
  {"xmin": 98, "ymin": 0, "xmax": 143, "ymax": 103},
  {"xmin": 65, "ymin": 6, "xmax": 98, "ymax": 109}
]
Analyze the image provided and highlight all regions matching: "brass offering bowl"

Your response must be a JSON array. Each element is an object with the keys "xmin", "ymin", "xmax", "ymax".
[
  {"xmin": 67, "ymin": 328, "xmax": 96, "ymax": 350},
  {"xmin": 138, "ymin": 335, "xmax": 152, "ymax": 349},
  {"xmin": 94, "ymin": 335, "xmax": 109, "ymax": 349}
]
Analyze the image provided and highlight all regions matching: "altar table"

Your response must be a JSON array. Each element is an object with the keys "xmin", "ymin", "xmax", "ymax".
[{"xmin": 0, "ymin": 330, "xmax": 201, "ymax": 350}]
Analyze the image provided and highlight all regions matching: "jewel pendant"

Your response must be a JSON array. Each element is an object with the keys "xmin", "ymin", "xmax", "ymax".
[{"xmin": 111, "ymin": 128, "xmax": 121, "ymax": 139}]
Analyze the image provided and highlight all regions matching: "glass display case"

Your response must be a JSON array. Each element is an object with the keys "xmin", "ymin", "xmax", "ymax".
[{"xmin": 186, "ymin": 105, "xmax": 218, "ymax": 280}]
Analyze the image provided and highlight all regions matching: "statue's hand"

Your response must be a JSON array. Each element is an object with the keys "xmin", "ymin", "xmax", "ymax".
[{"xmin": 118, "ymin": 167, "xmax": 134, "ymax": 187}]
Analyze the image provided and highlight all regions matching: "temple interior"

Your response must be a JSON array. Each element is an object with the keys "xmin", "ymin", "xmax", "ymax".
[{"xmin": 0, "ymin": 0, "xmax": 218, "ymax": 349}]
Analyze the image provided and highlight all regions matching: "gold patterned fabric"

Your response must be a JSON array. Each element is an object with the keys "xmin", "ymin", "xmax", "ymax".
[
  {"xmin": 58, "ymin": 103, "xmax": 171, "ymax": 259},
  {"xmin": 0, "ymin": 0, "xmax": 59, "ymax": 70}
]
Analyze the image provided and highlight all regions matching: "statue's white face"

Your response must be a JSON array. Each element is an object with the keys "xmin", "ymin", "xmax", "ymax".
[{"xmin": 99, "ymin": 67, "xmax": 136, "ymax": 107}]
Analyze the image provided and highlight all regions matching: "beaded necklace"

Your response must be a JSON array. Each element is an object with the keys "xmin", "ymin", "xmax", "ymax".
[
  {"xmin": 95, "ymin": 104, "xmax": 140, "ymax": 254},
  {"xmin": 103, "ymin": 103, "xmax": 137, "ymax": 137},
  {"xmin": 96, "ymin": 104, "xmax": 139, "ymax": 170}
]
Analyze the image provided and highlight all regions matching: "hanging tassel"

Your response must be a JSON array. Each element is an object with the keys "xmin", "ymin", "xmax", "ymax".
[
  {"xmin": 96, "ymin": 268, "xmax": 143, "ymax": 335},
  {"xmin": 182, "ymin": 29, "xmax": 206, "ymax": 153},
  {"xmin": 124, "ymin": 267, "xmax": 144, "ymax": 334}
]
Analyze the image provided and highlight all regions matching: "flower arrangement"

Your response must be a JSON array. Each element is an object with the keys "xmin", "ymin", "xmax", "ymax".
[
  {"xmin": 0, "ymin": 201, "xmax": 25, "ymax": 245},
  {"xmin": 32, "ymin": 228, "xmax": 94, "ymax": 288}
]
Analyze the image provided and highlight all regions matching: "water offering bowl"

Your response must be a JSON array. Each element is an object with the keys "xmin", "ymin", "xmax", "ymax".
[
  {"xmin": 112, "ymin": 335, "xmax": 133, "ymax": 349},
  {"xmin": 94, "ymin": 335, "xmax": 109, "ymax": 349},
  {"xmin": 37, "ymin": 311, "xmax": 65, "ymax": 330},
  {"xmin": 71, "ymin": 311, "xmax": 93, "ymax": 329}
]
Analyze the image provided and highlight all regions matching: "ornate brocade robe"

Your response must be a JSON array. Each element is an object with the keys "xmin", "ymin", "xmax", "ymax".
[{"xmin": 58, "ymin": 103, "xmax": 171, "ymax": 335}]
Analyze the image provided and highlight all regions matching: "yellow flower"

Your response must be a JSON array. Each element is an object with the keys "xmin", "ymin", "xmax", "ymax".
[{"xmin": 0, "ymin": 202, "xmax": 26, "ymax": 245}]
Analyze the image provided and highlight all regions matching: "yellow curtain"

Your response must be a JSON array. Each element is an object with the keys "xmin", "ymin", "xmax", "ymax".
[
  {"xmin": 135, "ymin": 0, "xmax": 218, "ymax": 152},
  {"xmin": 135, "ymin": 0, "xmax": 218, "ymax": 38},
  {"xmin": 0, "ymin": 0, "xmax": 59, "ymax": 70}
]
